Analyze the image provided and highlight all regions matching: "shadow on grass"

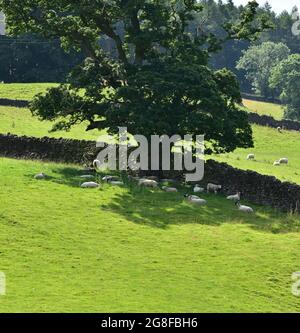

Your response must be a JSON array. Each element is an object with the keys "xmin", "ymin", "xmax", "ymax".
[{"xmin": 28, "ymin": 165, "xmax": 300, "ymax": 234}]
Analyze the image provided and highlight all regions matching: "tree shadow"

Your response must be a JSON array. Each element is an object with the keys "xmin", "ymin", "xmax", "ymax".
[{"xmin": 26, "ymin": 165, "xmax": 300, "ymax": 234}]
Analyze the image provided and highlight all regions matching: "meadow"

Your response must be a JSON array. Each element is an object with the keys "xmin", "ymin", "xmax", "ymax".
[
  {"xmin": 242, "ymin": 99, "xmax": 284, "ymax": 120},
  {"xmin": 0, "ymin": 157, "xmax": 300, "ymax": 312}
]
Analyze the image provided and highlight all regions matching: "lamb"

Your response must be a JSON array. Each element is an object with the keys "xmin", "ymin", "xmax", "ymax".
[
  {"xmin": 34, "ymin": 173, "xmax": 47, "ymax": 180},
  {"xmin": 235, "ymin": 201, "xmax": 254, "ymax": 213},
  {"xmin": 80, "ymin": 182, "xmax": 99, "ymax": 188},
  {"xmin": 247, "ymin": 154, "xmax": 255, "ymax": 160},
  {"xmin": 138, "ymin": 179, "xmax": 158, "ymax": 188},
  {"xmin": 207, "ymin": 183, "xmax": 222, "ymax": 194},
  {"xmin": 184, "ymin": 194, "xmax": 207, "ymax": 206},
  {"xmin": 162, "ymin": 186, "xmax": 178, "ymax": 192},
  {"xmin": 227, "ymin": 192, "xmax": 241, "ymax": 202},
  {"xmin": 273, "ymin": 161, "xmax": 280, "ymax": 166},
  {"xmin": 279, "ymin": 158, "xmax": 288, "ymax": 164},
  {"xmin": 193, "ymin": 184, "xmax": 205, "ymax": 193}
]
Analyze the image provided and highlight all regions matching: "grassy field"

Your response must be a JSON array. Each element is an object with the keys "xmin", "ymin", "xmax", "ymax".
[
  {"xmin": 0, "ymin": 157, "xmax": 300, "ymax": 312},
  {"xmin": 0, "ymin": 106, "xmax": 103, "ymax": 140},
  {"xmin": 242, "ymin": 99, "xmax": 284, "ymax": 120},
  {"xmin": 214, "ymin": 125, "xmax": 300, "ymax": 185},
  {"xmin": 0, "ymin": 83, "xmax": 58, "ymax": 100}
]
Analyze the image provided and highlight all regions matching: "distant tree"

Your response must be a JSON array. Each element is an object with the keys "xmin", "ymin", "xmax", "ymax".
[
  {"xmin": 0, "ymin": 0, "xmax": 271, "ymax": 158},
  {"xmin": 269, "ymin": 54, "xmax": 300, "ymax": 120},
  {"xmin": 236, "ymin": 42, "xmax": 290, "ymax": 98}
]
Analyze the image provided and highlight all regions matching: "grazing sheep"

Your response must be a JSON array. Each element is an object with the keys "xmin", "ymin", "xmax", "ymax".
[
  {"xmin": 277, "ymin": 126, "xmax": 282, "ymax": 133},
  {"xmin": 235, "ymin": 201, "xmax": 254, "ymax": 213},
  {"xmin": 227, "ymin": 192, "xmax": 241, "ymax": 202},
  {"xmin": 207, "ymin": 183, "xmax": 222, "ymax": 194},
  {"xmin": 162, "ymin": 186, "xmax": 178, "ymax": 193},
  {"xmin": 80, "ymin": 182, "xmax": 99, "ymax": 188},
  {"xmin": 279, "ymin": 158, "xmax": 288, "ymax": 164},
  {"xmin": 184, "ymin": 194, "xmax": 207, "ymax": 206},
  {"xmin": 34, "ymin": 173, "xmax": 47, "ymax": 180},
  {"xmin": 247, "ymin": 154, "xmax": 255, "ymax": 160},
  {"xmin": 138, "ymin": 179, "xmax": 158, "ymax": 188},
  {"xmin": 273, "ymin": 161, "xmax": 280, "ymax": 166},
  {"xmin": 193, "ymin": 184, "xmax": 205, "ymax": 193}
]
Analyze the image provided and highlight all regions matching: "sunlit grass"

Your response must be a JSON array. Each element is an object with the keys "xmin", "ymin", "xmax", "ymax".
[
  {"xmin": 242, "ymin": 99, "xmax": 284, "ymax": 120},
  {"xmin": 0, "ymin": 157, "xmax": 300, "ymax": 312}
]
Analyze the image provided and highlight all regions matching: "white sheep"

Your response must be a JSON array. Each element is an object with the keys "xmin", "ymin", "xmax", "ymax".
[
  {"xmin": 279, "ymin": 158, "xmax": 288, "ymax": 164},
  {"xmin": 109, "ymin": 181, "xmax": 124, "ymax": 186},
  {"xmin": 184, "ymin": 194, "xmax": 207, "ymax": 206},
  {"xmin": 193, "ymin": 184, "xmax": 205, "ymax": 193},
  {"xmin": 235, "ymin": 202, "xmax": 254, "ymax": 213},
  {"xmin": 79, "ymin": 175, "xmax": 95, "ymax": 179},
  {"xmin": 138, "ymin": 179, "xmax": 158, "ymax": 188},
  {"xmin": 247, "ymin": 154, "xmax": 255, "ymax": 160},
  {"xmin": 34, "ymin": 173, "xmax": 47, "ymax": 180},
  {"xmin": 102, "ymin": 175, "xmax": 120, "ymax": 182},
  {"xmin": 227, "ymin": 192, "xmax": 241, "ymax": 202},
  {"xmin": 80, "ymin": 182, "xmax": 99, "ymax": 188},
  {"xmin": 162, "ymin": 186, "xmax": 178, "ymax": 192},
  {"xmin": 277, "ymin": 126, "xmax": 282, "ymax": 133},
  {"xmin": 207, "ymin": 183, "xmax": 222, "ymax": 194},
  {"xmin": 273, "ymin": 161, "xmax": 280, "ymax": 166}
]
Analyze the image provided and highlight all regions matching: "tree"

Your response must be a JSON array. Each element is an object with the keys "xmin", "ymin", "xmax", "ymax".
[
  {"xmin": 269, "ymin": 54, "xmax": 300, "ymax": 120},
  {"xmin": 236, "ymin": 41, "xmax": 290, "ymax": 98},
  {"xmin": 0, "ymin": 0, "xmax": 270, "ymax": 157}
]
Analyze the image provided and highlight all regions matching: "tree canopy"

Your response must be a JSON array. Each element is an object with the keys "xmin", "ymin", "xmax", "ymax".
[
  {"xmin": 0, "ymin": 0, "xmax": 271, "ymax": 155},
  {"xmin": 236, "ymin": 41, "xmax": 290, "ymax": 98},
  {"xmin": 270, "ymin": 54, "xmax": 300, "ymax": 120}
]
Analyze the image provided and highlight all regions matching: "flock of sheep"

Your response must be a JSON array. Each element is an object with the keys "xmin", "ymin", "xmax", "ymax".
[
  {"xmin": 247, "ymin": 153, "xmax": 288, "ymax": 166},
  {"xmin": 33, "ymin": 158, "xmax": 255, "ymax": 214}
]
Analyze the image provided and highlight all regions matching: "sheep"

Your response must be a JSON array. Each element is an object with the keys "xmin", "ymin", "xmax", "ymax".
[
  {"xmin": 34, "ymin": 173, "xmax": 47, "ymax": 180},
  {"xmin": 138, "ymin": 179, "xmax": 158, "ymax": 188},
  {"xmin": 184, "ymin": 194, "xmax": 207, "ymax": 206},
  {"xmin": 162, "ymin": 186, "xmax": 178, "ymax": 193},
  {"xmin": 277, "ymin": 126, "xmax": 282, "ymax": 133},
  {"xmin": 247, "ymin": 154, "xmax": 255, "ymax": 160},
  {"xmin": 193, "ymin": 184, "xmax": 205, "ymax": 193},
  {"xmin": 79, "ymin": 175, "xmax": 95, "ymax": 179},
  {"xmin": 279, "ymin": 158, "xmax": 288, "ymax": 164},
  {"xmin": 273, "ymin": 161, "xmax": 280, "ymax": 166},
  {"xmin": 102, "ymin": 175, "xmax": 120, "ymax": 183},
  {"xmin": 109, "ymin": 181, "xmax": 124, "ymax": 186},
  {"xmin": 227, "ymin": 192, "xmax": 241, "ymax": 202},
  {"xmin": 207, "ymin": 183, "xmax": 222, "ymax": 194},
  {"xmin": 80, "ymin": 182, "xmax": 99, "ymax": 188},
  {"xmin": 235, "ymin": 201, "xmax": 254, "ymax": 213}
]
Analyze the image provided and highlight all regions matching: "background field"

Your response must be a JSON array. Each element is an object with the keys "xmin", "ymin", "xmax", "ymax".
[
  {"xmin": 242, "ymin": 99, "xmax": 284, "ymax": 120},
  {"xmin": 0, "ymin": 157, "xmax": 300, "ymax": 312},
  {"xmin": 0, "ymin": 83, "xmax": 58, "ymax": 101}
]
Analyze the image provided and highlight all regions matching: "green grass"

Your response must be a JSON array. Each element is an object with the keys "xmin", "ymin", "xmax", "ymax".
[
  {"xmin": 0, "ymin": 83, "xmax": 58, "ymax": 100},
  {"xmin": 0, "ymin": 106, "xmax": 104, "ymax": 140},
  {"xmin": 214, "ymin": 125, "xmax": 300, "ymax": 185},
  {"xmin": 242, "ymin": 99, "xmax": 284, "ymax": 120},
  {"xmin": 0, "ymin": 157, "xmax": 300, "ymax": 312}
]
